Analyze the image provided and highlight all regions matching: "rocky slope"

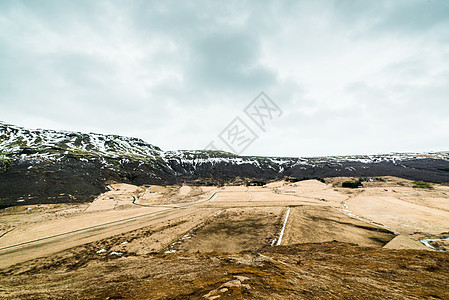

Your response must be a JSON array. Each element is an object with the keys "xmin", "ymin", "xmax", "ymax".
[
  {"xmin": 1, "ymin": 121, "xmax": 449, "ymax": 208},
  {"xmin": 2, "ymin": 241, "xmax": 449, "ymax": 299}
]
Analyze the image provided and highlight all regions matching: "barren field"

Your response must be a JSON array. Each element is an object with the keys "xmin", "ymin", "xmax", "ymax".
[
  {"xmin": 165, "ymin": 207, "xmax": 284, "ymax": 254},
  {"xmin": 282, "ymin": 206, "xmax": 394, "ymax": 247},
  {"xmin": 1, "ymin": 177, "xmax": 449, "ymax": 299}
]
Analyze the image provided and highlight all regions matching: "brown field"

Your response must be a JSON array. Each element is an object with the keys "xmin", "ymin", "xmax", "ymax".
[
  {"xmin": 1, "ymin": 177, "xmax": 449, "ymax": 299},
  {"xmin": 282, "ymin": 206, "xmax": 394, "ymax": 247},
  {"xmin": 165, "ymin": 207, "xmax": 284, "ymax": 254}
]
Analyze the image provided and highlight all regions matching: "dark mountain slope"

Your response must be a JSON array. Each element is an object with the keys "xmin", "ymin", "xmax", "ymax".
[{"xmin": 1, "ymin": 121, "xmax": 448, "ymax": 208}]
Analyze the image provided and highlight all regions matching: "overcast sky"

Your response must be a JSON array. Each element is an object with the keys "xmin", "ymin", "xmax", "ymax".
[{"xmin": 1, "ymin": 0, "xmax": 448, "ymax": 157}]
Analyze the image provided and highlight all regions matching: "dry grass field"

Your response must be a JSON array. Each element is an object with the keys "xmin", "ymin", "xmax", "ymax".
[{"xmin": 1, "ymin": 177, "xmax": 448, "ymax": 299}]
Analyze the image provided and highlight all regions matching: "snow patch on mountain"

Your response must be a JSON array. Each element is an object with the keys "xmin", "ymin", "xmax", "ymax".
[
  {"xmin": 0, "ymin": 122, "xmax": 162, "ymax": 159},
  {"xmin": 1, "ymin": 121, "xmax": 448, "ymax": 170}
]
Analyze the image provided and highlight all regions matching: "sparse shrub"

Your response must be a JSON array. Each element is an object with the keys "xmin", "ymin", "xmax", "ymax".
[
  {"xmin": 0, "ymin": 157, "xmax": 11, "ymax": 173},
  {"xmin": 247, "ymin": 180, "xmax": 266, "ymax": 186},
  {"xmin": 412, "ymin": 181, "xmax": 433, "ymax": 189},
  {"xmin": 201, "ymin": 180, "xmax": 217, "ymax": 186}
]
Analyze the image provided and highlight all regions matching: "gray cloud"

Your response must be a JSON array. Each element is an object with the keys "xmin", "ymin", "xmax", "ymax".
[
  {"xmin": 188, "ymin": 32, "xmax": 277, "ymax": 91},
  {"xmin": 0, "ymin": 0, "xmax": 448, "ymax": 156}
]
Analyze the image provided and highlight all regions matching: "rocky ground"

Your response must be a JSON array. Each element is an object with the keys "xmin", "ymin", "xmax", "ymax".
[{"xmin": 1, "ymin": 242, "xmax": 448, "ymax": 299}]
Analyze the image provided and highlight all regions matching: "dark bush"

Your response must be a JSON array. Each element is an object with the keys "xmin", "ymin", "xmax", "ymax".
[
  {"xmin": 342, "ymin": 181, "xmax": 363, "ymax": 188},
  {"xmin": 286, "ymin": 177, "xmax": 325, "ymax": 183}
]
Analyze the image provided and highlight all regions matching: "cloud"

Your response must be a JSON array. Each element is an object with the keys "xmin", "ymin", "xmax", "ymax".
[
  {"xmin": 0, "ymin": 0, "xmax": 448, "ymax": 156},
  {"xmin": 187, "ymin": 32, "xmax": 277, "ymax": 92}
]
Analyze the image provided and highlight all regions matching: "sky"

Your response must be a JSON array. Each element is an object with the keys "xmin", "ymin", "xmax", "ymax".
[{"xmin": 1, "ymin": 0, "xmax": 448, "ymax": 157}]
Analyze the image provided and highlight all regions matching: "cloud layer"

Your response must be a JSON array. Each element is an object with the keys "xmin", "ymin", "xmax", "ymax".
[{"xmin": 1, "ymin": 0, "xmax": 448, "ymax": 156}]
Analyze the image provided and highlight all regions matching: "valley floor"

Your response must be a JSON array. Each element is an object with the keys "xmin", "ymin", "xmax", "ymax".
[{"xmin": 0, "ymin": 177, "xmax": 448, "ymax": 298}]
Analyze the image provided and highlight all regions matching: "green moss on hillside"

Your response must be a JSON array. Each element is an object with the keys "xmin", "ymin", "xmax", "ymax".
[{"xmin": 412, "ymin": 181, "xmax": 433, "ymax": 189}]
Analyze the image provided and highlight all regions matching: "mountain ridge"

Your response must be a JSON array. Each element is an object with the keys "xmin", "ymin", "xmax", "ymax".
[{"xmin": 1, "ymin": 121, "xmax": 449, "ymax": 208}]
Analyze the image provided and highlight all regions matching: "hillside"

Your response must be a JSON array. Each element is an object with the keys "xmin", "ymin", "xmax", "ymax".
[{"xmin": 1, "ymin": 121, "xmax": 449, "ymax": 208}]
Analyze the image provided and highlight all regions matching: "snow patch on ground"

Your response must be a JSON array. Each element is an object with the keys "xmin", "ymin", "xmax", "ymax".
[
  {"xmin": 276, "ymin": 207, "xmax": 291, "ymax": 246},
  {"xmin": 420, "ymin": 237, "xmax": 449, "ymax": 251}
]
